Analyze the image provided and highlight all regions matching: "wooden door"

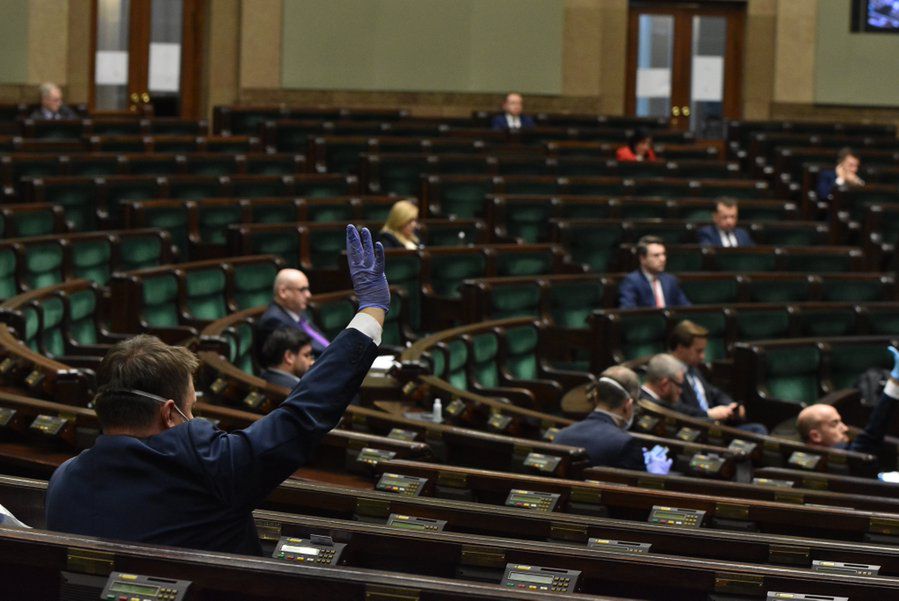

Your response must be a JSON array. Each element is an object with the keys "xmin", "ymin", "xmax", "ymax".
[
  {"xmin": 90, "ymin": 0, "xmax": 204, "ymax": 117},
  {"xmin": 625, "ymin": 1, "xmax": 745, "ymax": 138}
]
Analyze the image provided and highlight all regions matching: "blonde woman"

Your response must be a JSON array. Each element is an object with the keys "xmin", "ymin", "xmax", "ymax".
[{"xmin": 378, "ymin": 199, "xmax": 421, "ymax": 250}]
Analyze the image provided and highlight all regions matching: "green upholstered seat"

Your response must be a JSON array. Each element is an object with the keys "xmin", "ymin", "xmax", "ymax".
[
  {"xmin": 495, "ymin": 249, "xmax": 553, "ymax": 277},
  {"xmin": 184, "ymin": 267, "xmax": 228, "ymax": 322},
  {"xmin": 232, "ymin": 260, "xmax": 280, "ymax": 311},
  {"xmin": 763, "ymin": 345, "xmax": 820, "ymax": 405},
  {"xmin": 830, "ymin": 343, "xmax": 890, "ymax": 391},
  {"xmin": 197, "ymin": 204, "xmax": 244, "ymax": 247},
  {"xmin": 432, "ymin": 180, "xmax": 493, "ymax": 218},
  {"xmin": 468, "ymin": 332, "xmax": 500, "ymax": 389},
  {"xmin": 140, "ymin": 272, "xmax": 180, "ymax": 327},
  {"xmin": 503, "ymin": 325, "xmax": 540, "ymax": 381},
  {"xmin": 558, "ymin": 224, "xmax": 621, "ymax": 272},
  {"xmin": 311, "ymin": 297, "xmax": 356, "ymax": 341},
  {"xmin": 0, "ymin": 247, "xmax": 18, "ymax": 301},
  {"xmin": 681, "ymin": 278, "xmax": 739, "ymax": 305},
  {"xmin": 384, "ymin": 252, "xmax": 421, "ymax": 331},
  {"xmin": 797, "ymin": 307, "xmax": 858, "ymax": 338},
  {"xmin": 66, "ymin": 287, "xmax": 100, "ymax": 345},
  {"xmin": 69, "ymin": 238, "xmax": 113, "ymax": 285},
  {"xmin": 23, "ymin": 241, "xmax": 64, "ymax": 291},
  {"xmin": 233, "ymin": 178, "xmax": 290, "ymax": 198},
  {"xmin": 488, "ymin": 284, "xmax": 541, "ymax": 320},
  {"xmin": 119, "ymin": 233, "xmax": 168, "ymax": 272},
  {"xmin": 618, "ymin": 312, "xmax": 667, "ymax": 361},
  {"xmin": 714, "ymin": 249, "xmax": 776, "ymax": 272},
  {"xmin": 549, "ymin": 281, "xmax": 602, "ymax": 330},
  {"xmin": 734, "ymin": 308, "xmax": 791, "ymax": 342},
  {"xmin": 141, "ymin": 206, "xmax": 190, "ymax": 257},
  {"xmin": 169, "ymin": 178, "xmax": 222, "ymax": 200},
  {"xmin": 225, "ymin": 320, "xmax": 256, "ymax": 375},
  {"xmin": 294, "ymin": 178, "xmax": 352, "ymax": 198},
  {"xmin": 429, "ymin": 253, "xmax": 486, "ymax": 298},
  {"xmin": 38, "ymin": 295, "xmax": 65, "ymax": 357}
]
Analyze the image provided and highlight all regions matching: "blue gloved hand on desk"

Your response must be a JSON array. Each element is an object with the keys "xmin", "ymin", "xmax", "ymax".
[
  {"xmin": 643, "ymin": 444, "xmax": 673, "ymax": 475},
  {"xmin": 889, "ymin": 345, "xmax": 899, "ymax": 380},
  {"xmin": 346, "ymin": 224, "xmax": 390, "ymax": 312}
]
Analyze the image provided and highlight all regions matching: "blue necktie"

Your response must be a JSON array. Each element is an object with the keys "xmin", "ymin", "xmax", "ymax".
[{"xmin": 689, "ymin": 371, "xmax": 709, "ymax": 412}]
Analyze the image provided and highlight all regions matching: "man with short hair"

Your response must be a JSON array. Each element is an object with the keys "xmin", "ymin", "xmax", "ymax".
[
  {"xmin": 640, "ymin": 353, "xmax": 687, "ymax": 408},
  {"xmin": 555, "ymin": 366, "xmax": 645, "ymax": 470},
  {"xmin": 668, "ymin": 320, "xmax": 767, "ymax": 433},
  {"xmin": 255, "ymin": 268, "xmax": 329, "ymax": 360},
  {"xmin": 797, "ymin": 346, "xmax": 899, "ymax": 454},
  {"xmin": 817, "ymin": 147, "xmax": 865, "ymax": 200},
  {"xmin": 490, "ymin": 92, "xmax": 535, "ymax": 131},
  {"xmin": 259, "ymin": 327, "xmax": 314, "ymax": 389},
  {"xmin": 30, "ymin": 82, "xmax": 77, "ymax": 120},
  {"xmin": 45, "ymin": 225, "xmax": 389, "ymax": 555},
  {"xmin": 697, "ymin": 198, "xmax": 755, "ymax": 248},
  {"xmin": 618, "ymin": 236, "xmax": 691, "ymax": 309}
]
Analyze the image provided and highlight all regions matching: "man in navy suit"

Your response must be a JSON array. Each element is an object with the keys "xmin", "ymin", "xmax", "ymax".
[
  {"xmin": 669, "ymin": 320, "xmax": 768, "ymax": 434},
  {"xmin": 29, "ymin": 82, "xmax": 77, "ymax": 120},
  {"xmin": 697, "ymin": 198, "xmax": 755, "ymax": 248},
  {"xmin": 618, "ymin": 236, "xmax": 691, "ymax": 309},
  {"xmin": 798, "ymin": 346, "xmax": 899, "ymax": 454},
  {"xmin": 490, "ymin": 92, "xmax": 535, "ymax": 131},
  {"xmin": 816, "ymin": 147, "xmax": 865, "ymax": 201},
  {"xmin": 255, "ymin": 268, "xmax": 330, "ymax": 360},
  {"xmin": 259, "ymin": 328, "xmax": 314, "ymax": 389},
  {"xmin": 555, "ymin": 366, "xmax": 646, "ymax": 470},
  {"xmin": 46, "ymin": 225, "xmax": 389, "ymax": 554}
]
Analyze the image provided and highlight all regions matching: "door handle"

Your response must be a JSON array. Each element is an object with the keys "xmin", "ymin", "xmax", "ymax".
[
  {"xmin": 141, "ymin": 92, "xmax": 151, "ymax": 104},
  {"xmin": 130, "ymin": 92, "xmax": 140, "ymax": 103},
  {"xmin": 682, "ymin": 106, "xmax": 691, "ymax": 117},
  {"xmin": 672, "ymin": 106, "xmax": 680, "ymax": 117}
]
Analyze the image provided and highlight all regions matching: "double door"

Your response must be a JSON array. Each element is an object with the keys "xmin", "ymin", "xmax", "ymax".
[
  {"xmin": 91, "ymin": 0, "xmax": 202, "ymax": 117},
  {"xmin": 626, "ymin": 1, "xmax": 745, "ymax": 138}
]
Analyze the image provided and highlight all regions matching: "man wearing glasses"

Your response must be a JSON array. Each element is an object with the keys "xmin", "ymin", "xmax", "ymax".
[
  {"xmin": 255, "ymin": 268, "xmax": 330, "ymax": 360},
  {"xmin": 45, "ymin": 226, "xmax": 389, "ymax": 555}
]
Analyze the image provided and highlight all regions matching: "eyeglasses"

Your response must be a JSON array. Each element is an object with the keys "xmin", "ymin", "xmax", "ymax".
[{"xmin": 101, "ymin": 388, "xmax": 191, "ymax": 423}]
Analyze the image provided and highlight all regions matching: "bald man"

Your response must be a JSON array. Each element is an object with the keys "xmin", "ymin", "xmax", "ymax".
[
  {"xmin": 254, "ymin": 269, "xmax": 329, "ymax": 361},
  {"xmin": 797, "ymin": 347, "xmax": 899, "ymax": 454}
]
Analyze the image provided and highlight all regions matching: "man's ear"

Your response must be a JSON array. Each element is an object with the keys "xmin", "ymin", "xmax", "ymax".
[
  {"xmin": 162, "ymin": 399, "xmax": 180, "ymax": 428},
  {"xmin": 282, "ymin": 349, "xmax": 294, "ymax": 366},
  {"xmin": 808, "ymin": 429, "xmax": 822, "ymax": 444}
]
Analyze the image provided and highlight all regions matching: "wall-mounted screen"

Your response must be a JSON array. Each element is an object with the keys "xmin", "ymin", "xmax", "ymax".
[{"xmin": 852, "ymin": 0, "xmax": 899, "ymax": 32}]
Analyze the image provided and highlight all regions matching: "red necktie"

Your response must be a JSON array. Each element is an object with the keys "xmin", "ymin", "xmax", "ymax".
[{"xmin": 652, "ymin": 278, "xmax": 665, "ymax": 308}]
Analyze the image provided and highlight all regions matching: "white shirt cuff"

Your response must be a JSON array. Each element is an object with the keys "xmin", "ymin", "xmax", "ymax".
[
  {"xmin": 885, "ymin": 379, "xmax": 899, "ymax": 400},
  {"xmin": 347, "ymin": 312, "xmax": 382, "ymax": 346}
]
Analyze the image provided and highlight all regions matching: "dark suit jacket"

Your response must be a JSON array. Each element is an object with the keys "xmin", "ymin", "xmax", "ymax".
[
  {"xmin": 697, "ymin": 225, "xmax": 754, "ymax": 248},
  {"xmin": 45, "ymin": 327, "xmax": 378, "ymax": 555},
  {"xmin": 618, "ymin": 270, "xmax": 691, "ymax": 309},
  {"xmin": 678, "ymin": 368, "xmax": 732, "ymax": 416},
  {"xmin": 490, "ymin": 114, "xmax": 535, "ymax": 131},
  {"xmin": 846, "ymin": 389, "xmax": 899, "ymax": 454},
  {"xmin": 254, "ymin": 302, "xmax": 329, "ymax": 360},
  {"xmin": 260, "ymin": 368, "xmax": 301, "ymax": 389},
  {"xmin": 817, "ymin": 169, "xmax": 838, "ymax": 200},
  {"xmin": 29, "ymin": 105, "xmax": 77, "ymax": 120},
  {"xmin": 641, "ymin": 387, "xmax": 706, "ymax": 419},
  {"xmin": 553, "ymin": 411, "xmax": 645, "ymax": 471}
]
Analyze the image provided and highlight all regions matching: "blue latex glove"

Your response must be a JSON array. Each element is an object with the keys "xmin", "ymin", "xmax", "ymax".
[
  {"xmin": 643, "ymin": 445, "xmax": 673, "ymax": 475},
  {"xmin": 346, "ymin": 225, "xmax": 390, "ymax": 312},
  {"xmin": 890, "ymin": 346, "xmax": 899, "ymax": 380}
]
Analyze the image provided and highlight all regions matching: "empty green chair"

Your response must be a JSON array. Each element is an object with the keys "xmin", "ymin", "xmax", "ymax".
[
  {"xmin": 224, "ymin": 320, "xmax": 256, "ymax": 375},
  {"xmin": 139, "ymin": 271, "xmax": 181, "ymax": 328},
  {"xmin": 428, "ymin": 252, "xmax": 486, "ymax": 298},
  {"xmin": 22, "ymin": 240, "xmax": 64, "ymax": 291},
  {"xmin": 197, "ymin": 201, "xmax": 246, "ymax": 249},
  {"xmin": 232, "ymin": 259, "xmax": 281, "ymax": 310},
  {"xmin": 169, "ymin": 177, "xmax": 223, "ymax": 200},
  {"xmin": 681, "ymin": 277, "xmax": 739, "ymax": 305},
  {"xmin": 0, "ymin": 246, "xmax": 19, "ymax": 301},
  {"xmin": 864, "ymin": 304, "xmax": 899, "ymax": 336},
  {"xmin": 65, "ymin": 285, "xmax": 103, "ymax": 347},
  {"xmin": 69, "ymin": 236, "xmax": 113, "ymax": 285},
  {"xmin": 557, "ymin": 222, "xmax": 621, "ymax": 272},
  {"xmin": 427, "ymin": 177, "xmax": 493, "ymax": 218},
  {"xmin": 797, "ymin": 306, "xmax": 858, "ymax": 338},
  {"xmin": 310, "ymin": 296, "xmax": 356, "ymax": 341},
  {"xmin": 714, "ymin": 248, "xmax": 776, "ymax": 272},
  {"xmin": 182, "ymin": 155, "xmax": 238, "ymax": 176},
  {"xmin": 747, "ymin": 276, "xmax": 813, "ymax": 303},
  {"xmin": 488, "ymin": 283, "xmax": 541, "ymax": 320},
  {"xmin": 38, "ymin": 295, "xmax": 66, "ymax": 357},
  {"xmin": 383, "ymin": 250, "xmax": 421, "ymax": 331},
  {"xmin": 495, "ymin": 248, "xmax": 555, "ymax": 277},
  {"xmin": 134, "ymin": 203, "xmax": 191, "ymax": 258},
  {"xmin": 734, "ymin": 308, "xmax": 791, "ymax": 342},
  {"xmin": 295, "ymin": 176, "xmax": 353, "ymax": 198},
  {"xmin": 499, "ymin": 200, "xmax": 554, "ymax": 243},
  {"xmin": 444, "ymin": 338, "xmax": 468, "ymax": 391},
  {"xmin": 762, "ymin": 345, "xmax": 821, "ymax": 405},
  {"xmin": 118, "ymin": 231, "xmax": 172, "ymax": 272},
  {"xmin": 232, "ymin": 176, "xmax": 290, "ymax": 198},
  {"xmin": 123, "ymin": 155, "xmax": 181, "ymax": 176},
  {"xmin": 549, "ymin": 279, "xmax": 603, "ymax": 330},
  {"xmin": 183, "ymin": 266, "xmax": 228, "ymax": 323},
  {"xmin": 30, "ymin": 177, "xmax": 96, "ymax": 230},
  {"xmin": 618, "ymin": 311, "xmax": 667, "ymax": 361}
]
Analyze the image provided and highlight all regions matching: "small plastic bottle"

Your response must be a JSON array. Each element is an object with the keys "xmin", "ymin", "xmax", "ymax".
[{"xmin": 432, "ymin": 398, "xmax": 443, "ymax": 423}]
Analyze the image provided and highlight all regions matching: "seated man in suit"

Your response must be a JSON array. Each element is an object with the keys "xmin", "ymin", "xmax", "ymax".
[
  {"xmin": 490, "ymin": 92, "xmax": 535, "ymax": 131},
  {"xmin": 668, "ymin": 320, "xmax": 767, "ymax": 434},
  {"xmin": 30, "ymin": 82, "xmax": 77, "ymax": 120},
  {"xmin": 45, "ymin": 225, "xmax": 388, "ymax": 554},
  {"xmin": 255, "ymin": 268, "xmax": 329, "ymax": 361},
  {"xmin": 797, "ymin": 346, "xmax": 899, "ymax": 455},
  {"xmin": 555, "ymin": 365, "xmax": 645, "ymax": 470},
  {"xmin": 697, "ymin": 198, "xmax": 755, "ymax": 248},
  {"xmin": 618, "ymin": 236, "xmax": 691, "ymax": 309},
  {"xmin": 639, "ymin": 353, "xmax": 687, "ymax": 409},
  {"xmin": 259, "ymin": 328, "xmax": 314, "ymax": 389},
  {"xmin": 816, "ymin": 147, "xmax": 865, "ymax": 200}
]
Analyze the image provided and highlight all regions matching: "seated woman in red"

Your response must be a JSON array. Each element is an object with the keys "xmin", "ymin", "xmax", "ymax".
[{"xmin": 616, "ymin": 129, "xmax": 657, "ymax": 162}]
